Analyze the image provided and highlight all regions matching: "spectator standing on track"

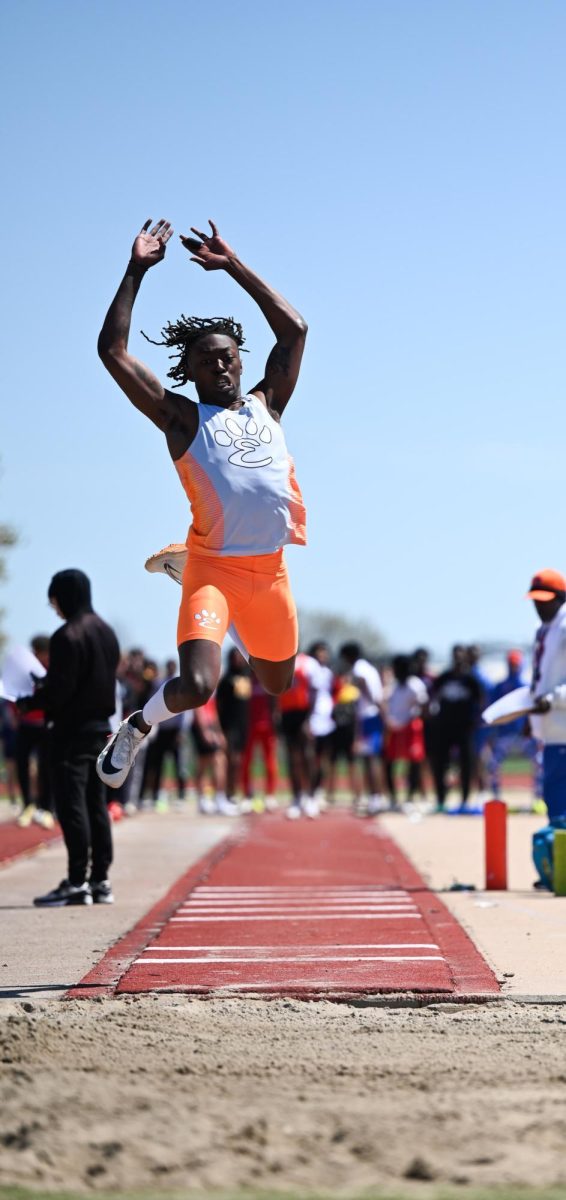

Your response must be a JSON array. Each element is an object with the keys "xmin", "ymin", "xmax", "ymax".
[
  {"xmin": 191, "ymin": 694, "xmax": 236, "ymax": 815},
  {"xmin": 307, "ymin": 640, "xmax": 335, "ymax": 804},
  {"xmin": 485, "ymin": 650, "xmax": 540, "ymax": 803},
  {"xmin": 217, "ymin": 648, "xmax": 252, "ymax": 805},
  {"xmin": 326, "ymin": 668, "xmax": 362, "ymax": 809},
  {"xmin": 240, "ymin": 675, "xmax": 278, "ymax": 812},
  {"xmin": 384, "ymin": 655, "xmax": 428, "ymax": 808},
  {"xmin": 524, "ymin": 570, "xmax": 566, "ymax": 888},
  {"xmin": 19, "ymin": 570, "xmax": 120, "ymax": 907},
  {"xmin": 15, "ymin": 635, "xmax": 54, "ymax": 829},
  {"xmin": 143, "ymin": 658, "xmax": 188, "ymax": 812},
  {"xmin": 280, "ymin": 651, "xmax": 319, "ymax": 819},
  {"xmin": 0, "ymin": 699, "xmax": 19, "ymax": 807},
  {"xmin": 467, "ymin": 643, "xmax": 490, "ymax": 799},
  {"xmin": 339, "ymin": 642, "xmax": 386, "ymax": 815},
  {"xmin": 427, "ymin": 644, "xmax": 481, "ymax": 811}
]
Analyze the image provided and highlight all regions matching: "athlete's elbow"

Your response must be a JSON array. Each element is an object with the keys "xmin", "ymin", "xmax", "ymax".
[{"xmin": 97, "ymin": 340, "xmax": 125, "ymax": 373}]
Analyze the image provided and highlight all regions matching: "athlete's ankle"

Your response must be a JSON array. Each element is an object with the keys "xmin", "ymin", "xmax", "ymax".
[{"xmin": 130, "ymin": 711, "xmax": 151, "ymax": 735}]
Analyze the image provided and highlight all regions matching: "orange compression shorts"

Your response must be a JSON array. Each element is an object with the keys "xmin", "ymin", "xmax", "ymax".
[{"xmin": 177, "ymin": 549, "xmax": 298, "ymax": 663}]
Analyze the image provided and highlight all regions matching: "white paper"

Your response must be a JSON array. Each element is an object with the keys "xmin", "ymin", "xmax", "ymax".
[{"xmin": 0, "ymin": 644, "xmax": 47, "ymax": 702}]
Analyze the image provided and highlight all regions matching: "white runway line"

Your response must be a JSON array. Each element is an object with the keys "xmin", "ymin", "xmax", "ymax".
[
  {"xmin": 143, "ymin": 943, "xmax": 439, "ymax": 951},
  {"xmin": 170, "ymin": 913, "xmax": 424, "ymax": 922},
  {"xmin": 135, "ymin": 955, "xmax": 444, "ymax": 965}
]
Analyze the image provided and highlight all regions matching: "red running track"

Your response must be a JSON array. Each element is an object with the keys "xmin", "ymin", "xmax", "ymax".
[
  {"xmin": 71, "ymin": 813, "xmax": 499, "ymax": 1002},
  {"xmin": 0, "ymin": 819, "xmax": 61, "ymax": 866}
]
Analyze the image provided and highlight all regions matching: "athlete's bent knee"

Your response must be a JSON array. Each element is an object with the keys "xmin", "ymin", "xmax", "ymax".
[
  {"xmin": 253, "ymin": 659, "xmax": 295, "ymax": 696},
  {"xmin": 178, "ymin": 669, "xmax": 216, "ymax": 709}
]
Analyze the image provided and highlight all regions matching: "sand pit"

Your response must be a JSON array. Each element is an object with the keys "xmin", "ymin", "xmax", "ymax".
[{"xmin": 1, "ymin": 995, "xmax": 566, "ymax": 1195}]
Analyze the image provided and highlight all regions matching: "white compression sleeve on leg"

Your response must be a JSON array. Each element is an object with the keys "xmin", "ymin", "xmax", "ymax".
[
  {"xmin": 142, "ymin": 684, "xmax": 178, "ymax": 727},
  {"xmin": 227, "ymin": 622, "xmax": 250, "ymax": 663}
]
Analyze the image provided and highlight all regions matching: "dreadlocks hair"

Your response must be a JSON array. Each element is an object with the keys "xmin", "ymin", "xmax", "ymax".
[{"xmin": 141, "ymin": 315, "xmax": 247, "ymax": 388}]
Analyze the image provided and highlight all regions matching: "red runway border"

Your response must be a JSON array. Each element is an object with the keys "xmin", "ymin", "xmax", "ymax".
[
  {"xmin": 0, "ymin": 820, "xmax": 61, "ymax": 867},
  {"xmin": 69, "ymin": 814, "xmax": 499, "ymax": 1003}
]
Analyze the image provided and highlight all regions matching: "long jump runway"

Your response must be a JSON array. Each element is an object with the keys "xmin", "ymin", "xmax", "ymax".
[{"xmin": 71, "ymin": 812, "xmax": 499, "ymax": 1001}]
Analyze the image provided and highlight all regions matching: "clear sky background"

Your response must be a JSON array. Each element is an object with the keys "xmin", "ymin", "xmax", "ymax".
[{"xmin": 2, "ymin": 0, "xmax": 566, "ymax": 664}]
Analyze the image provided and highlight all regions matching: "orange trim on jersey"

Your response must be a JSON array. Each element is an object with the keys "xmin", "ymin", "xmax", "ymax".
[
  {"xmin": 174, "ymin": 452, "xmax": 224, "ymax": 552},
  {"xmin": 287, "ymin": 456, "xmax": 307, "ymax": 545}
]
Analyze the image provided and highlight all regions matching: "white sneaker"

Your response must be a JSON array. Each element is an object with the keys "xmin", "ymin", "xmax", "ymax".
[
  {"xmin": 17, "ymin": 804, "xmax": 36, "ymax": 828},
  {"xmin": 264, "ymin": 794, "xmax": 279, "ymax": 812},
  {"xmin": 197, "ymin": 795, "xmax": 217, "ymax": 815},
  {"xmin": 367, "ymin": 794, "xmax": 389, "ymax": 816},
  {"xmin": 302, "ymin": 797, "xmax": 320, "ymax": 819},
  {"xmin": 286, "ymin": 803, "xmax": 302, "ymax": 820},
  {"xmin": 123, "ymin": 800, "xmax": 139, "ymax": 817},
  {"xmin": 96, "ymin": 715, "xmax": 148, "ymax": 788},
  {"xmin": 215, "ymin": 795, "xmax": 239, "ymax": 816},
  {"xmin": 33, "ymin": 809, "xmax": 55, "ymax": 830}
]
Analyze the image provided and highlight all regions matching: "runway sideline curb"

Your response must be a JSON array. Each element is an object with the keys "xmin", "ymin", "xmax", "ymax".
[{"xmin": 65, "ymin": 828, "xmax": 243, "ymax": 1000}]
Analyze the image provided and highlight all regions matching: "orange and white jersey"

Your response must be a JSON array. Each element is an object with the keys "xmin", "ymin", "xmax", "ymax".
[{"xmin": 174, "ymin": 395, "xmax": 306, "ymax": 557}]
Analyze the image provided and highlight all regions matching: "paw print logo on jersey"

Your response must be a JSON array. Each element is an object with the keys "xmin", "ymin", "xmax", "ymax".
[
  {"xmin": 194, "ymin": 608, "xmax": 222, "ymax": 630},
  {"xmin": 214, "ymin": 416, "xmax": 273, "ymax": 469}
]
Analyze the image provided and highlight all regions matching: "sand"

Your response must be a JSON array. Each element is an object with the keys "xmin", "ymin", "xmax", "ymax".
[{"xmin": 2, "ymin": 994, "xmax": 566, "ymax": 1195}]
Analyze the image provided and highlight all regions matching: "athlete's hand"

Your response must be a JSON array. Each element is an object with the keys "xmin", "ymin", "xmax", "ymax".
[
  {"xmin": 180, "ymin": 220, "xmax": 235, "ymax": 270},
  {"xmin": 131, "ymin": 219, "xmax": 174, "ymax": 269},
  {"xmin": 532, "ymin": 696, "xmax": 552, "ymax": 714}
]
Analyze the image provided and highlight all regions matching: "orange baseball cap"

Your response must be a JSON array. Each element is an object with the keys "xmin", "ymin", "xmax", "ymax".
[{"xmin": 526, "ymin": 568, "xmax": 566, "ymax": 600}]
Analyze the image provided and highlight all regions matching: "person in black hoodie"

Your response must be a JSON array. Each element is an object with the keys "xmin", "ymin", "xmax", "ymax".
[{"xmin": 20, "ymin": 570, "xmax": 120, "ymax": 906}]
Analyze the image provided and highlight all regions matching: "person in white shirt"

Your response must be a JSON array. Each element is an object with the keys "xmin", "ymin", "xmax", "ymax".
[
  {"xmin": 306, "ymin": 641, "xmax": 335, "ymax": 800},
  {"xmin": 525, "ymin": 569, "xmax": 566, "ymax": 888},
  {"xmin": 339, "ymin": 642, "xmax": 386, "ymax": 815},
  {"xmin": 384, "ymin": 655, "xmax": 428, "ymax": 807}
]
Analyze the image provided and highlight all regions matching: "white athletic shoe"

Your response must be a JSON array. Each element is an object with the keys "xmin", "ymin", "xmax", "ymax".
[
  {"xmin": 366, "ymin": 794, "xmax": 389, "ymax": 816},
  {"xmin": 286, "ymin": 802, "xmax": 302, "ymax": 820},
  {"xmin": 96, "ymin": 715, "xmax": 148, "ymax": 789},
  {"xmin": 301, "ymin": 797, "xmax": 320, "ymax": 819},
  {"xmin": 197, "ymin": 795, "xmax": 217, "ymax": 815},
  {"xmin": 33, "ymin": 808, "xmax": 55, "ymax": 830},
  {"xmin": 215, "ymin": 795, "xmax": 239, "ymax": 816},
  {"xmin": 264, "ymin": 794, "xmax": 279, "ymax": 812}
]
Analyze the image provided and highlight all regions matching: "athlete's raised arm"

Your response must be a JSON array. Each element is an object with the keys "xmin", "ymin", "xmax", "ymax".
[
  {"xmin": 180, "ymin": 221, "xmax": 307, "ymax": 417},
  {"xmin": 98, "ymin": 220, "xmax": 195, "ymax": 445}
]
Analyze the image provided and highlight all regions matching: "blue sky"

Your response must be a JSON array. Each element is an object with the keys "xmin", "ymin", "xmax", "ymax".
[{"xmin": 2, "ymin": 0, "xmax": 566, "ymax": 663}]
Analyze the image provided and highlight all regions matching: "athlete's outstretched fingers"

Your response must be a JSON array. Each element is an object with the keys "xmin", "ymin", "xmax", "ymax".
[
  {"xmin": 181, "ymin": 235, "xmax": 204, "ymax": 252},
  {"xmin": 190, "ymin": 226, "xmax": 208, "ymax": 241},
  {"xmin": 139, "ymin": 219, "xmax": 152, "ymax": 234},
  {"xmin": 190, "ymin": 256, "xmax": 207, "ymax": 267},
  {"xmin": 208, "ymin": 219, "xmax": 218, "ymax": 237}
]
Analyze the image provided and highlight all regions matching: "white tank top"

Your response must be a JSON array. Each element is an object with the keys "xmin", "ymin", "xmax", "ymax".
[{"xmin": 174, "ymin": 395, "xmax": 307, "ymax": 556}]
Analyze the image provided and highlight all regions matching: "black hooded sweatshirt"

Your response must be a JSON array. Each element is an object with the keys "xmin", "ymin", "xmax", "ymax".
[{"xmin": 34, "ymin": 570, "xmax": 120, "ymax": 736}]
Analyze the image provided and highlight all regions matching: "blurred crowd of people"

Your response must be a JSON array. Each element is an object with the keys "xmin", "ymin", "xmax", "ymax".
[{"xmin": 0, "ymin": 636, "xmax": 540, "ymax": 825}]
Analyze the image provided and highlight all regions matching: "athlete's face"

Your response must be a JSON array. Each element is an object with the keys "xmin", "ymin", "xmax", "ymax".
[{"xmin": 187, "ymin": 334, "xmax": 243, "ymax": 405}]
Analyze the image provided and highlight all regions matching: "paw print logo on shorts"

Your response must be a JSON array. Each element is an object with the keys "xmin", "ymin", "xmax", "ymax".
[
  {"xmin": 214, "ymin": 416, "xmax": 273, "ymax": 469},
  {"xmin": 194, "ymin": 608, "xmax": 222, "ymax": 630}
]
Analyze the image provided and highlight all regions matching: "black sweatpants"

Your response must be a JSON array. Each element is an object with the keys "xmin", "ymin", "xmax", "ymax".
[
  {"xmin": 15, "ymin": 723, "xmax": 53, "ymax": 811},
  {"xmin": 428, "ymin": 727, "xmax": 473, "ymax": 807},
  {"xmin": 51, "ymin": 727, "xmax": 113, "ymax": 886}
]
